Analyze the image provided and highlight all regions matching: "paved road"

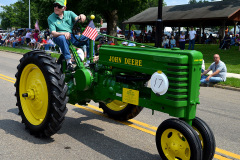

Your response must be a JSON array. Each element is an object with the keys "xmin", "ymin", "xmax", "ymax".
[{"xmin": 0, "ymin": 51, "xmax": 240, "ymax": 160}]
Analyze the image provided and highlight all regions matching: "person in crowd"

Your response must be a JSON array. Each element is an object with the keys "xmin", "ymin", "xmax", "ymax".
[
  {"xmin": 200, "ymin": 54, "xmax": 227, "ymax": 85},
  {"xmin": 29, "ymin": 36, "xmax": 37, "ymax": 50},
  {"xmin": 4, "ymin": 35, "xmax": 10, "ymax": 47},
  {"xmin": 235, "ymin": 35, "xmax": 240, "ymax": 51},
  {"xmin": 219, "ymin": 34, "xmax": 231, "ymax": 50},
  {"xmin": 205, "ymin": 33, "xmax": 213, "ymax": 44},
  {"xmin": 162, "ymin": 36, "xmax": 169, "ymax": 48},
  {"xmin": 147, "ymin": 30, "xmax": 152, "ymax": 43},
  {"xmin": 44, "ymin": 28, "xmax": 51, "ymax": 39},
  {"xmin": 33, "ymin": 30, "xmax": 39, "ymax": 42},
  {"xmin": 36, "ymin": 37, "xmax": 47, "ymax": 50},
  {"xmin": 202, "ymin": 33, "xmax": 207, "ymax": 44},
  {"xmin": 48, "ymin": 0, "xmax": 93, "ymax": 71},
  {"xmin": 25, "ymin": 30, "xmax": 32, "ymax": 45},
  {"xmin": 22, "ymin": 29, "xmax": 27, "ymax": 39},
  {"xmin": 35, "ymin": 34, "xmax": 43, "ymax": 49},
  {"xmin": 170, "ymin": 36, "xmax": 176, "ymax": 48},
  {"xmin": 44, "ymin": 36, "xmax": 55, "ymax": 50},
  {"xmin": 130, "ymin": 29, "xmax": 135, "ymax": 41},
  {"xmin": 188, "ymin": 26, "xmax": 196, "ymax": 50},
  {"xmin": 179, "ymin": 31, "xmax": 186, "ymax": 50},
  {"xmin": 9, "ymin": 35, "xmax": 17, "ymax": 47},
  {"xmin": 151, "ymin": 27, "xmax": 156, "ymax": 42},
  {"xmin": 12, "ymin": 36, "xmax": 22, "ymax": 48},
  {"xmin": 0, "ymin": 34, "xmax": 8, "ymax": 46},
  {"xmin": 0, "ymin": 34, "xmax": 2, "ymax": 44},
  {"xmin": 230, "ymin": 35, "xmax": 236, "ymax": 46}
]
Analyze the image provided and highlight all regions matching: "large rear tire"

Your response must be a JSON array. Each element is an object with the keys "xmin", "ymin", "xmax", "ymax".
[
  {"xmin": 99, "ymin": 100, "xmax": 143, "ymax": 121},
  {"xmin": 15, "ymin": 51, "xmax": 68, "ymax": 137}
]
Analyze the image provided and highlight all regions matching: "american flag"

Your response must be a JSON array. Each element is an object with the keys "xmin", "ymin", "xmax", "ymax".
[
  {"xmin": 82, "ymin": 20, "xmax": 98, "ymax": 41},
  {"xmin": 35, "ymin": 20, "xmax": 40, "ymax": 31}
]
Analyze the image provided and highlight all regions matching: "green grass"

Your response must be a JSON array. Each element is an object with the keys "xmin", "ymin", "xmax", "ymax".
[
  {"xmin": 219, "ymin": 77, "xmax": 240, "ymax": 88},
  {"xmin": 0, "ymin": 46, "xmax": 30, "ymax": 54},
  {"xmin": 0, "ymin": 46, "xmax": 60, "ymax": 58},
  {"xmin": 188, "ymin": 44, "xmax": 240, "ymax": 74}
]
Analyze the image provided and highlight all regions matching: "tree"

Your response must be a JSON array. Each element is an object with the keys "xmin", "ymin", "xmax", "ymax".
[
  {"xmin": 0, "ymin": 0, "xmax": 54, "ymax": 30},
  {"xmin": 0, "ymin": 0, "xmax": 166, "ymax": 41}
]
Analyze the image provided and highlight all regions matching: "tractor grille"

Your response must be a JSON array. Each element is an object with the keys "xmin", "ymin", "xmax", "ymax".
[{"xmin": 165, "ymin": 63, "xmax": 189, "ymax": 101}]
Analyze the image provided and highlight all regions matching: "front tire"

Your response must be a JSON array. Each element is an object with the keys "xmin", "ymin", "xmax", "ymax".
[
  {"xmin": 192, "ymin": 117, "xmax": 216, "ymax": 160},
  {"xmin": 156, "ymin": 118, "xmax": 202, "ymax": 160},
  {"xmin": 99, "ymin": 100, "xmax": 143, "ymax": 121},
  {"xmin": 15, "ymin": 51, "xmax": 68, "ymax": 137}
]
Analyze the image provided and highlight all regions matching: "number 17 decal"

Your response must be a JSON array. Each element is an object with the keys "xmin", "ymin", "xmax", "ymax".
[{"xmin": 154, "ymin": 78, "xmax": 163, "ymax": 88}]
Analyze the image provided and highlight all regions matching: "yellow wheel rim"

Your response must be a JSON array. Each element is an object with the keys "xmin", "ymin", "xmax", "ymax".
[
  {"xmin": 19, "ymin": 64, "xmax": 48, "ymax": 126},
  {"xmin": 193, "ymin": 126, "xmax": 204, "ymax": 149},
  {"xmin": 106, "ymin": 100, "xmax": 128, "ymax": 111},
  {"xmin": 161, "ymin": 129, "xmax": 191, "ymax": 160}
]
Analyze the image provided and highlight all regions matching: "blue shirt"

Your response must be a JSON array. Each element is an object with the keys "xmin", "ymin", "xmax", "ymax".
[{"xmin": 130, "ymin": 31, "xmax": 134, "ymax": 37}]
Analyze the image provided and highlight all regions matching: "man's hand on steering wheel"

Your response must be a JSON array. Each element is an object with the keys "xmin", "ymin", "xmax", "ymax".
[{"xmin": 64, "ymin": 32, "xmax": 71, "ymax": 40}]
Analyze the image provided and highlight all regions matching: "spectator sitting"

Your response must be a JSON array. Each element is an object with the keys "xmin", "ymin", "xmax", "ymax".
[
  {"xmin": 205, "ymin": 34, "xmax": 213, "ymax": 44},
  {"xmin": 219, "ymin": 34, "xmax": 231, "ymax": 50},
  {"xmin": 36, "ymin": 38, "xmax": 47, "ymax": 50},
  {"xmin": 4, "ymin": 35, "xmax": 10, "ymax": 47},
  {"xmin": 44, "ymin": 36, "xmax": 55, "ymax": 50},
  {"xmin": 9, "ymin": 35, "xmax": 17, "ymax": 47},
  {"xmin": 200, "ymin": 54, "xmax": 227, "ymax": 85},
  {"xmin": 29, "ymin": 36, "xmax": 36, "ymax": 50},
  {"xmin": 162, "ymin": 36, "xmax": 169, "ymax": 48},
  {"xmin": 12, "ymin": 36, "xmax": 22, "ymax": 48},
  {"xmin": 35, "ymin": 35, "xmax": 43, "ymax": 49},
  {"xmin": 170, "ymin": 36, "xmax": 176, "ymax": 49},
  {"xmin": 0, "ymin": 34, "xmax": 6, "ymax": 46}
]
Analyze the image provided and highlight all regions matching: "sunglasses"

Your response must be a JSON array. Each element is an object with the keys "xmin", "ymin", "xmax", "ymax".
[{"xmin": 53, "ymin": 3, "xmax": 64, "ymax": 9}]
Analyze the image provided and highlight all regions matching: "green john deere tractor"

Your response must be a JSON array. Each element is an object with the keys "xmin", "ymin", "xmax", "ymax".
[{"xmin": 15, "ymin": 18, "xmax": 215, "ymax": 160}]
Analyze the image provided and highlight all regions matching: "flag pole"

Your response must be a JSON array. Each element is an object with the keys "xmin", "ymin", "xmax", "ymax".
[{"xmin": 29, "ymin": 0, "xmax": 31, "ymax": 29}]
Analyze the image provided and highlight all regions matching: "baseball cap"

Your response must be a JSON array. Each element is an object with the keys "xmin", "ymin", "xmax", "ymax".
[{"xmin": 54, "ymin": 0, "xmax": 67, "ymax": 6}]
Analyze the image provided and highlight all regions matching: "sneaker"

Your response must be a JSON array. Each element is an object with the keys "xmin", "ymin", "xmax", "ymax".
[{"xmin": 67, "ymin": 63, "xmax": 74, "ymax": 72}]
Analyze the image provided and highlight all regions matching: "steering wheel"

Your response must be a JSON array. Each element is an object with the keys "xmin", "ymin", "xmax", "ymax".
[{"xmin": 72, "ymin": 18, "xmax": 88, "ymax": 42}]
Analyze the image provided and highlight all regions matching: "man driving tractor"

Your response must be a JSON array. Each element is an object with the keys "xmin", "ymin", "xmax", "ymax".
[{"xmin": 48, "ymin": 0, "xmax": 93, "ymax": 71}]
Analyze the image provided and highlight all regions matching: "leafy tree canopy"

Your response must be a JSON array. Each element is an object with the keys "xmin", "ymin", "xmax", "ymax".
[{"xmin": 0, "ymin": 0, "xmax": 165, "ymax": 37}]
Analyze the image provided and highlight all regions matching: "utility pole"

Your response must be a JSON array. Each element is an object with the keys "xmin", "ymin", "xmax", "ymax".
[
  {"xmin": 155, "ymin": 0, "xmax": 163, "ymax": 48},
  {"xmin": 29, "ymin": 0, "xmax": 31, "ymax": 29}
]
